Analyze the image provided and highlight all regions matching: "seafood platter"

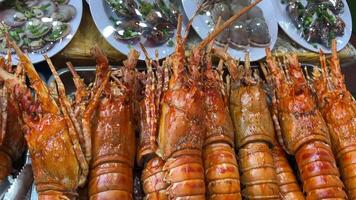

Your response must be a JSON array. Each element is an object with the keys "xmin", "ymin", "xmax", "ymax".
[
  {"xmin": 0, "ymin": 0, "xmax": 355, "ymax": 200},
  {"xmin": 182, "ymin": 0, "xmax": 278, "ymax": 61},
  {"xmin": 89, "ymin": 0, "xmax": 185, "ymax": 60},
  {"xmin": 275, "ymin": 0, "xmax": 352, "ymax": 53},
  {"xmin": 0, "ymin": 0, "xmax": 83, "ymax": 65}
]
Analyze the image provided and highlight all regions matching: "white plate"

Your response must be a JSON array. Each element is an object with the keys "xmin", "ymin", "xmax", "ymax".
[
  {"xmin": 182, "ymin": 0, "xmax": 278, "ymax": 61},
  {"xmin": 0, "ymin": 0, "xmax": 83, "ymax": 65},
  {"xmin": 274, "ymin": 0, "xmax": 352, "ymax": 53},
  {"xmin": 89, "ymin": 0, "xmax": 186, "ymax": 61}
]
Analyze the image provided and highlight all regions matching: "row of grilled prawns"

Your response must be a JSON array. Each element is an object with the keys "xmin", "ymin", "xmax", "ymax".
[{"xmin": 0, "ymin": 4, "xmax": 355, "ymax": 200}]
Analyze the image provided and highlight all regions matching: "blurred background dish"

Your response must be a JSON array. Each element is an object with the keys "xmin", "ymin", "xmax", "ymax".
[
  {"xmin": 182, "ymin": 0, "xmax": 278, "ymax": 61},
  {"xmin": 89, "ymin": 0, "xmax": 186, "ymax": 60},
  {"xmin": 275, "ymin": 0, "xmax": 352, "ymax": 53},
  {"xmin": 0, "ymin": 0, "xmax": 83, "ymax": 65}
]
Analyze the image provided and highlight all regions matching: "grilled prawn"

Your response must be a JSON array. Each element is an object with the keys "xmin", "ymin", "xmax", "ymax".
[
  {"xmin": 0, "ymin": 42, "xmax": 106, "ymax": 199},
  {"xmin": 271, "ymin": 144, "xmax": 305, "ymax": 200},
  {"xmin": 227, "ymin": 52, "xmax": 280, "ymax": 200},
  {"xmin": 0, "ymin": 49, "xmax": 26, "ymax": 182},
  {"xmin": 312, "ymin": 40, "xmax": 356, "ymax": 199},
  {"xmin": 88, "ymin": 49, "xmax": 139, "ymax": 200},
  {"xmin": 138, "ymin": 49, "xmax": 169, "ymax": 200},
  {"xmin": 201, "ymin": 45, "xmax": 241, "ymax": 200},
  {"xmin": 265, "ymin": 49, "xmax": 347, "ymax": 199}
]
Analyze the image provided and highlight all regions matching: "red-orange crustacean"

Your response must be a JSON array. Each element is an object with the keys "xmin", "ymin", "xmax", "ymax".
[
  {"xmin": 262, "ymin": 63, "xmax": 305, "ymax": 200},
  {"xmin": 223, "ymin": 52, "xmax": 280, "ymax": 199},
  {"xmin": 86, "ymin": 48, "xmax": 138, "ymax": 200},
  {"xmin": 0, "ymin": 42, "xmax": 26, "ymax": 182},
  {"xmin": 201, "ymin": 39, "xmax": 241, "ymax": 200},
  {"xmin": 271, "ymin": 144, "xmax": 305, "ymax": 200},
  {"xmin": 0, "ymin": 42, "xmax": 108, "ymax": 199},
  {"xmin": 312, "ymin": 40, "xmax": 356, "ymax": 199},
  {"xmin": 265, "ymin": 48, "xmax": 347, "ymax": 199},
  {"xmin": 137, "ymin": 46, "xmax": 169, "ymax": 200},
  {"xmin": 156, "ymin": 16, "xmax": 207, "ymax": 199}
]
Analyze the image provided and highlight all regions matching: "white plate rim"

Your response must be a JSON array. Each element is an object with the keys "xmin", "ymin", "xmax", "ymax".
[
  {"xmin": 182, "ymin": 0, "xmax": 279, "ymax": 62},
  {"xmin": 0, "ymin": 0, "xmax": 83, "ymax": 65},
  {"xmin": 88, "ymin": 0, "xmax": 186, "ymax": 61},
  {"xmin": 274, "ymin": 0, "xmax": 352, "ymax": 53}
]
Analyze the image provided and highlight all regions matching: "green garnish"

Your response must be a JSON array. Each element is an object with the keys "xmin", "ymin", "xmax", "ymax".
[
  {"xmin": 57, "ymin": 0, "xmax": 66, "ymax": 4},
  {"xmin": 167, "ymin": 39, "xmax": 174, "ymax": 47},
  {"xmin": 139, "ymin": 1, "xmax": 153, "ymax": 16},
  {"xmin": 48, "ymin": 24, "xmax": 67, "ymax": 41},
  {"xmin": 162, "ymin": 28, "xmax": 169, "ymax": 37},
  {"xmin": 122, "ymin": 29, "xmax": 140, "ymax": 39},
  {"xmin": 8, "ymin": 28, "xmax": 23, "ymax": 42},
  {"xmin": 39, "ymin": 3, "xmax": 51, "ymax": 11},
  {"xmin": 106, "ymin": 0, "xmax": 132, "ymax": 16}
]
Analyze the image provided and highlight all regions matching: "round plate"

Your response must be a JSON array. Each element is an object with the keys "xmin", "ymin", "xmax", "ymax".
[
  {"xmin": 89, "ymin": 0, "xmax": 186, "ymax": 61},
  {"xmin": 274, "ymin": 0, "xmax": 352, "ymax": 53},
  {"xmin": 182, "ymin": 0, "xmax": 278, "ymax": 61},
  {"xmin": 0, "ymin": 0, "xmax": 83, "ymax": 65}
]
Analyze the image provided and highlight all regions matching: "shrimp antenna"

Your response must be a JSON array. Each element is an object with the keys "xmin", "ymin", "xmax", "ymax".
[{"xmin": 183, "ymin": 1, "xmax": 209, "ymax": 44}]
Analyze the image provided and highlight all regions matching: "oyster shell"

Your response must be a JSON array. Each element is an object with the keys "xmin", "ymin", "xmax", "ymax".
[
  {"xmin": 247, "ymin": 18, "xmax": 270, "ymax": 47},
  {"xmin": 106, "ymin": 0, "xmax": 138, "ymax": 18},
  {"xmin": 35, "ymin": 0, "xmax": 56, "ymax": 17},
  {"xmin": 28, "ymin": 39, "xmax": 55, "ymax": 54},
  {"xmin": 1, "ymin": 9, "xmax": 27, "ymax": 27},
  {"xmin": 286, "ymin": 1, "xmax": 305, "ymax": 29},
  {"xmin": 229, "ymin": 21, "xmax": 249, "ymax": 49},
  {"xmin": 231, "ymin": 0, "xmax": 251, "ymax": 7},
  {"xmin": 51, "ymin": 5, "xmax": 76, "ymax": 22},
  {"xmin": 25, "ymin": 0, "xmax": 40, "ymax": 7},
  {"xmin": 44, "ymin": 22, "xmax": 71, "ymax": 42},
  {"xmin": 335, "ymin": 16, "xmax": 345, "ymax": 36},
  {"xmin": 115, "ymin": 19, "xmax": 142, "ymax": 41},
  {"xmin": 317, "ymin": 0, "xmax": 344, "ymax": 14},
  {"xmin": 33, "ymin": 8, "xmax": 45, "ymax": 18},
  {"xmin": 24, "ymin": 19, "xmax": 52, "ymax": 39},
  {"xmin": 54, "ymin": 0, "xmax": 70, "ymax": 4},
  {"xmin": 247, "ymin": 6, "xmax": 263, "ymax": 19},
  {"xmin": 212, "ymin": 1, "xmax": 231, "ymax": 21},
  {"xmin": 231, "ymin": 4, "xmax": 248, "ymax": 21},
  {"xmin": 143, "ymin": 23, "xmax": 173, "ymax": 45}
]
